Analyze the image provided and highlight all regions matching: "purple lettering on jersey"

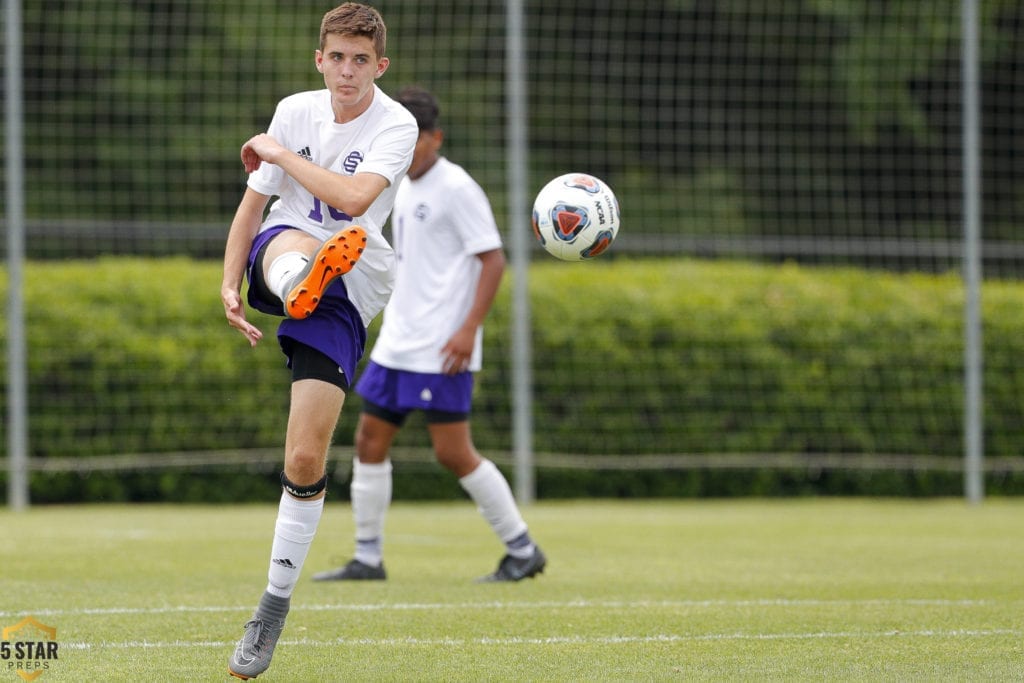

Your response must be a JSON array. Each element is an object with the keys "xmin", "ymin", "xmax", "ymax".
[{"xmin": 308, "ymin": 198, "xmax": 353, "ymax": 224}]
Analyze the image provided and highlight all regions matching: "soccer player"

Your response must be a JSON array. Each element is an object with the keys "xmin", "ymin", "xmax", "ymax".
[
  {"xmin": 220, "ymin": 4, "xmax": 417, "ymax": 679},
  {"xmin": 312, "ymin": 86, "xmax": 547, "ymax": 585}
]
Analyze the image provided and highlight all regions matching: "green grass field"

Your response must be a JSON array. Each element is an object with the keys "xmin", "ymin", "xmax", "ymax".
[{"xmin": 1, "ymin": 499, "xmax": 1022, "ymax": 681}]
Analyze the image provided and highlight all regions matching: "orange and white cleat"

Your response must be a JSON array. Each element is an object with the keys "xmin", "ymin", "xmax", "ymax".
[{"xmin": 284, "ymin": 226, "xmax": 367, "ymax": 319}]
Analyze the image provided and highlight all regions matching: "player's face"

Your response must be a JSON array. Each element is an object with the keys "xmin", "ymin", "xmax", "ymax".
[{"xmin": 315, "ymin": 33, "xmax": 389, "ymax": 122}]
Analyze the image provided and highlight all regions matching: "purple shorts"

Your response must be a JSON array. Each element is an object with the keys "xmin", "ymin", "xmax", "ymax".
[
  {"xmin": 356, "ymin": 360, "xmax": 474, "ymax": 416},
  {"xmin": 246, "ymin": 226, "xmax": 367, "ymax": 384}
]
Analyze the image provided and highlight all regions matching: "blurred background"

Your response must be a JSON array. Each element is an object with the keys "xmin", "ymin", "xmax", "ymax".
[{"xmin": 3, "ymin": 1, "xmax": 1023, "ymax": 504}]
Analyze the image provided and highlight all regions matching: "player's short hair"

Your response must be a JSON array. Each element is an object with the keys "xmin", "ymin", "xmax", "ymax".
[
  {"xmin": 320, "ymin": 3, "xmax": 387, "ymax": 57},
  {"xmin": 396, "ymin": 86, "xmax": 440, "ymax": 132}
]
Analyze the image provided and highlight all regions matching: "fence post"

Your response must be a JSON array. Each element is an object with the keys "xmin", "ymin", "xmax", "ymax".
[
  {"xmin": 961, "ymin": 0, "xmax": 984, "ymax": 504},
  {"xmin": 6, "ymin": 0, "xmax": 30, "ymax": 510},
  {"xmin": 506, "ymin": 0, "xmax": 534, "ymax": 505}
]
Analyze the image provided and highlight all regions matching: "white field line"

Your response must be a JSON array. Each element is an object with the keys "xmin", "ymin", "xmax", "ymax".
[
  {"xmin": 2, "ymin": 599, "xmax": 1015, "ymax": 652},
  {"xmin": 0, "ymin": 597, "xmax": 1002, "ymax": 620},
  {"xmin": 59, "ymin": 629, "xmax": 1023, "ymax": 651}
]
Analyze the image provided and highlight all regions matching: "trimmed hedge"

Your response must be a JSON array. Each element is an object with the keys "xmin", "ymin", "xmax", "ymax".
[
  {"xmin": 518, "ymin": 260, "xmax": 969, "ymax": 456},
  {"xmin": 1, "ymin": 257, "xmax": 1022, "ymax": 501}
]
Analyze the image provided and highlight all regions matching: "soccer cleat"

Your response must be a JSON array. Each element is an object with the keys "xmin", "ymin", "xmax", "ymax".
[
  {"xmin": 311, "ymin": 558, "xmax": 386, "ymax": 581},
  {"xmin": 284, "ymin": 226, "xmax": 367, "ymax": 319},
  {"xmin": 476, "ymin": 547, "xmax": 547, "ymax": 583},
  {"xmin": 228, "ymin": 615, "xmax": 286, "ymax": 680}
]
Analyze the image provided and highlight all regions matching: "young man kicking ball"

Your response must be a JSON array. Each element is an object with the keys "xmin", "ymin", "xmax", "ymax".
[{"xmin": 219, "ymin": 4, "xmax": 417, "ymax": 679}]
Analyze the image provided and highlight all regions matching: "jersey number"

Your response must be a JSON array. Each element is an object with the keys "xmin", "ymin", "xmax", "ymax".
[{"xmin": 308, "ymin": 198, "xmax": 353, "ymax": 223}]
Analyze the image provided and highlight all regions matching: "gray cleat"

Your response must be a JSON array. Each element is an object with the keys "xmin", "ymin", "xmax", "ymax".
[{"xmin": 228, "ymin": 593, "xmax": 289, "ymax": 680}]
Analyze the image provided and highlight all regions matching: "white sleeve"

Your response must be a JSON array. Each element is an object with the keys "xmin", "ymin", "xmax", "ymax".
[
  {"xmin": 355, "ymin": 117, "xmax": 418, "ymax": 186},
  {"xmin": 246, "ymin": 102, "xmax": 289, "ymax": 197},
  {"xmin": 451, "ymin": 178, "xmax": 503, "ymax": 255}
]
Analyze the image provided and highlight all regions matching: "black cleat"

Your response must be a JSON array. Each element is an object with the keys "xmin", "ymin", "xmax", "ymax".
[
  {"xmin": 312, "ymin": 558, "xmax": 386, "ymax": 581},
  {"xmin": 476, "ymin": 547, "xmax": 547, "ymax": 582}
]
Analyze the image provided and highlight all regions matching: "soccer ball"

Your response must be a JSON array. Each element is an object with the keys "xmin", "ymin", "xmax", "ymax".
[{"xmin": 532, "ymin": 173, "xmax": 620, "ymax": 261}]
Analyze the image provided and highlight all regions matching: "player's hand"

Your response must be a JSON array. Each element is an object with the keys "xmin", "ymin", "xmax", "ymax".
[
  {"xmin": 441, "ymin": 328, "xmax": 475, "ymax": 375},
  {"xmin": 222, "ymin": 286, "xmax": 263, "ymax": 347},
  {"xmin": 240, "ymin": 134, "xmax": 286, "ymax": 174}
]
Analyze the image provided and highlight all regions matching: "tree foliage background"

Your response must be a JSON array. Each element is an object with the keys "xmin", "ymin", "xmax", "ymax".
[{"xmin": 12, "ymin": 0, "xmax": 1023, "ymax": 265}]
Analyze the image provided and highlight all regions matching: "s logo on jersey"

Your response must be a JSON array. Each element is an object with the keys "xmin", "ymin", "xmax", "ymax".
[{"xmin": 343, "ymin": 151, "xmax": 364, "ymax": 174}]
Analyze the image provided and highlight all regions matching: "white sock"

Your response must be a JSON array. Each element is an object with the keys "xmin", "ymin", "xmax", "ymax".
[
  {"xmin": 265, "ymin": 492, "xmax": 324, "ymax": 598},
  {"xmin": 459, "ymin": 459, "xmax": 531, "ymax": 555},
  {"xmin": 350, "ymin": 458, "xmax": 392, "ymax": 567},
  {"xmin": 267, "ymin": 251, "xmax": 309, "ymax": 302}
]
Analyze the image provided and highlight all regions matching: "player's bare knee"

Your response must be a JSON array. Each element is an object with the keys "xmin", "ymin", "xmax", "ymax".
[
  {"xmin": 355, "ymin": 434, "xmax": 389, "ymax": 462},
  {"xmin": 436, "ymin": 448, "xmax": 481, "ymax": 477},
  {"xmin": 353, "ymin": 428, "xmax": 372, "ymax": 457},
  {"xmin": 283, "ymin": 451, "xmax": 326, "ymax": 486}
]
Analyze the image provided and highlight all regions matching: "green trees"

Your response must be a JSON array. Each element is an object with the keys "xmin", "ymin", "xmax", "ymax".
[{"xmin": 18, "ymin": 1, "xmax": 1023, "ymax": 252}]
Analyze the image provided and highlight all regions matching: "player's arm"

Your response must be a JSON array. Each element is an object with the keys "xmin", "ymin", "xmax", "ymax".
[
  {"xmin": 221, "ymin": 187, "xmax": 271, "ymax": 347},
  {"xmin": 241, "ymin": 133, "xmax": 389, "ymax": 217},
  {"xmin": 441, "ymin": 247, "xmax": 506, "ymax": 375}
]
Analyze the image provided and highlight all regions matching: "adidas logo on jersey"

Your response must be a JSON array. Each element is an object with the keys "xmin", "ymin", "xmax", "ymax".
[{"xmin": 296, "ymin": 146, "xmax": 312, "ymax": 161}]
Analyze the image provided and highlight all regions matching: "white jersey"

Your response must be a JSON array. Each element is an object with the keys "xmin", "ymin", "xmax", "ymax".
[
  {"xmin": 247, "ymin": 86, "xmax": 418, "ymax": 326},
  {"xmin": 370, "ymin": 157, "xmax": 503, "ymax": 373}
]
